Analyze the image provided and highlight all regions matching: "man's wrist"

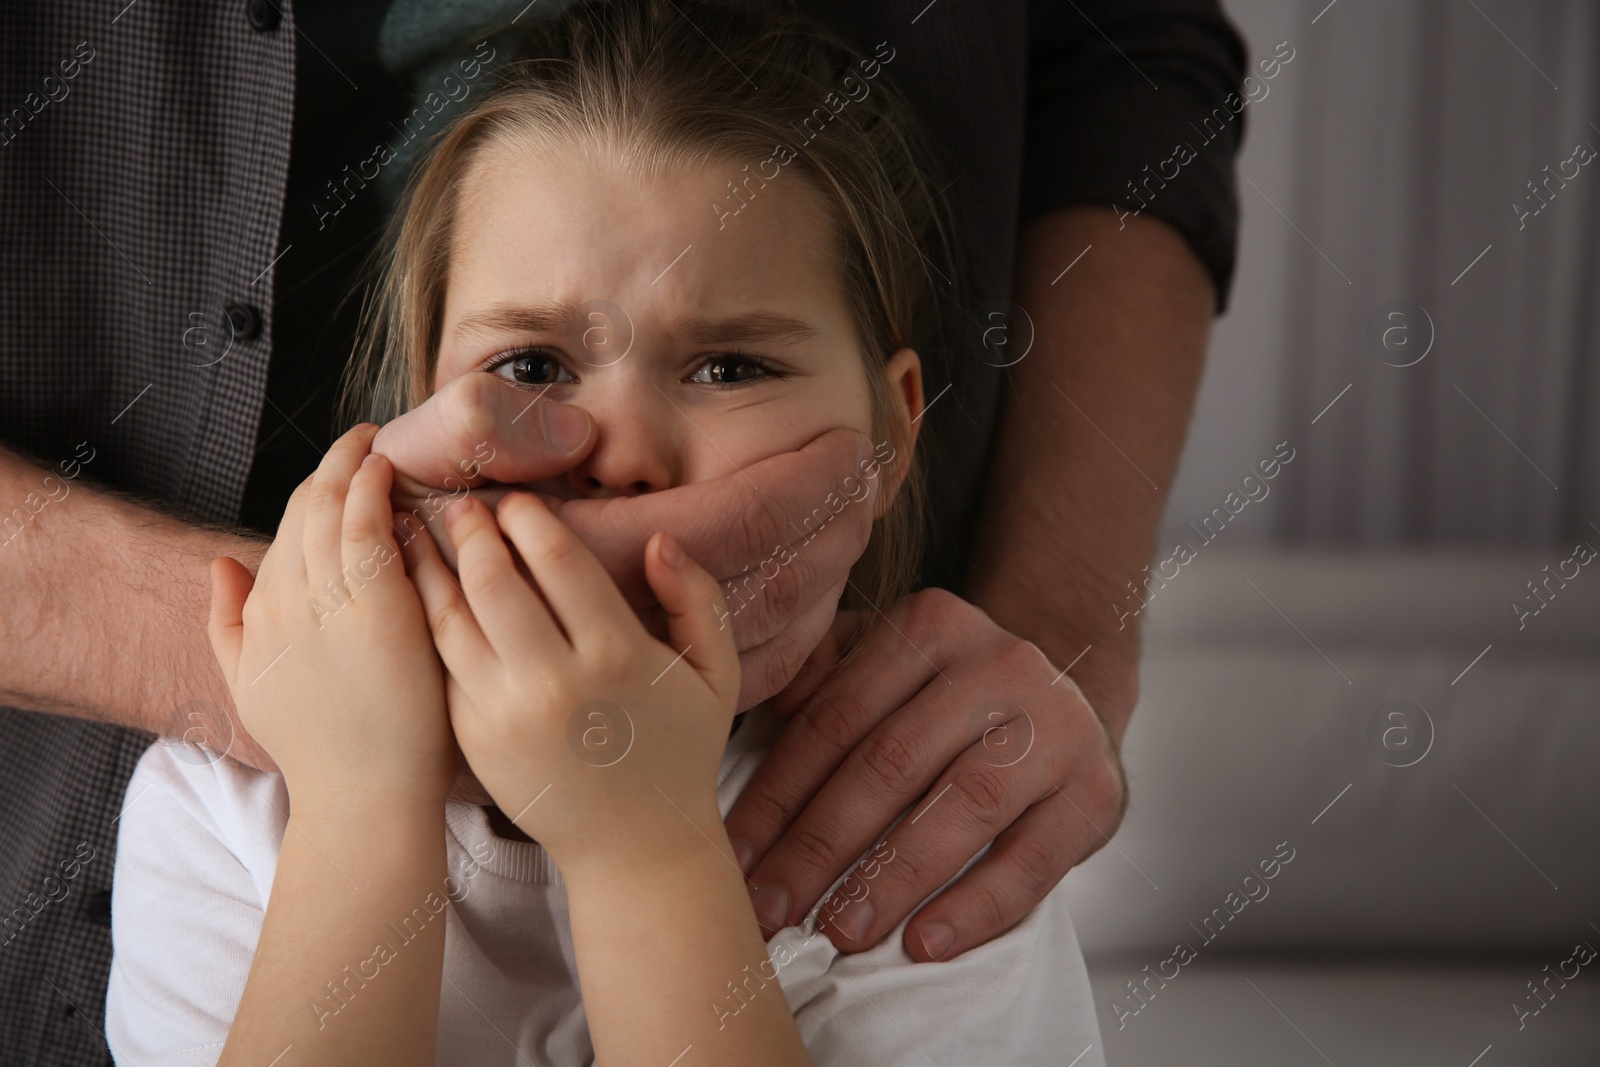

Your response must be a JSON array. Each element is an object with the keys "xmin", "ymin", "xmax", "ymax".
[
  {"xmin": 969, "ymin": 578, "xmax": 1141, "ymax": 746},
  {"xmin": 1065, "ymin": 643, "xmax": 1140, "ymax": 749},
  {"xmin": 114, "ymin": 499, "xmax": 269, "ymax": 745},
  {"xmin": 0, "ymin": 446, "xmax": 270, "ymax": 752}
]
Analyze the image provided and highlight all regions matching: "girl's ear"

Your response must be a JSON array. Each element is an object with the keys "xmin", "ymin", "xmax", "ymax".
[{"xmin": 875, "ymin": 347, "xmax": 923, "ymax": 518}]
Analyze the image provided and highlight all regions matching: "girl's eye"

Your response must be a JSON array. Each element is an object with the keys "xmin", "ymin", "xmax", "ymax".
[
  {"xmin": 486, "ymin": 349, "xmax": 575, "ymax": 388},
  {"xmin": 689, "ymin": 353, "xmax": 780, "ymax": 388}
]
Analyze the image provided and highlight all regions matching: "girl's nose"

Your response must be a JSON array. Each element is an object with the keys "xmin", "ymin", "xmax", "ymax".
[{"xmin": 562, "ymin": 396, "xmax": 677, "ymax": 498}]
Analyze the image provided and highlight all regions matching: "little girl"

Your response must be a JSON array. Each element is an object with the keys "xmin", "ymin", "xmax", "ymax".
[{"xmin": 105, "ymin": 2, "xmax": 1103, "ymax": 1064}]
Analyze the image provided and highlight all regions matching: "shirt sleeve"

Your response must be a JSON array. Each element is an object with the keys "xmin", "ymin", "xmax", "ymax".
[
  {"xmin": 1022, "ymin": 0, "xmax": 1249, "ymax": 312},
  {"xmin": 766, "ymin": 844, "xmax": 1106, "ymax": 1067},
  {"xmin": 105, "ymin": 745, "xmax": 282, "ymax": 1067}
]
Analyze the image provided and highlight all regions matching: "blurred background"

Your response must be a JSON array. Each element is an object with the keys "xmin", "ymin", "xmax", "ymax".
[{"xmin": 1061, "ymin": 1, "xmax": 1600, "ymax": 1063}]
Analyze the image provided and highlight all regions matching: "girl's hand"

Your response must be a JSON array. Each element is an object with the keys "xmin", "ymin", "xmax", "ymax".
[
  {"xmin": 207, "ymin": 424, "xmax": 455, "ymax": 813},
  {"xmin": 407, "ymin": 491, "xmax": 740, "ymax": 878}
]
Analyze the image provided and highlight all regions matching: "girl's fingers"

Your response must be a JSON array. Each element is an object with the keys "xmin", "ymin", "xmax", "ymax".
[
  {"xmin": 644, "ymin": 531, "xmax": 740, "ymax": 709},
  {"xmin": 303, "ymin": 424, "xmax": 380, "ymax": 593},
  {"xmin": 401, "ymin": 510, "xmax": 496, "ymax": 681},
  {"xmin": 338, "ymin": 453, "xmax": 404, "ymax": 603},
  {"xmin": 447, "ymin": 495, "xmax": 567, "ymax": 665},
  {"xmin": 207, "ymin": 556, "xmax": 255, "ymax": 688},
  {"xmin": 265, "ymin": 476, "xmax": 315, "ymax": 587},
  {"xmin": 494, "ymin": 492, "xmax": 637, "ymax": 651}
]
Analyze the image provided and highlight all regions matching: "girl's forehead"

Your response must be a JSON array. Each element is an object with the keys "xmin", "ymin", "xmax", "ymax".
[{"xmin": 444, "ymin": 138, "xmax": 849, "ymax": 331}]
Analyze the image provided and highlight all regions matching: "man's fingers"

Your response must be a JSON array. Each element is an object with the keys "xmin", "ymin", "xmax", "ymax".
[
  {"xmin": 741, "ymin": 675, "xmax": 1057, "ymax": 941},
  {"xmin": 556, "ymin": 427, "xmax": 873, "ymax": 625},
  {"xmin": 206, "ymin": 557, "xmax": 254, "ymax": 687},
  {"xmin": 803, "ymin": 738, "xmax": 1064, "ymax": 953},
  {"xmin": 899, "ymin": 792, "xmax": 1084, "ymax": 962},
  {"xmin": 724, "ymin": 594, "xmax": 949, "ymax": 865},
  {"xmin": 371, "ymin": 372, "xmax": 593, "ymax": 488},
  {"xmin": 710, "ymin": 492, "xmax": 864, "ymax": 654},
  {"xmin": 635, "ymin": 580, "xmax": 840, "ymax": 710},
  {"xmin": 733, "ymin": 579, "xmax": 848, "ymax": 712},
  {"xmin": 761, "ymin": 605, "xmax": 868, "ymax": 717}
]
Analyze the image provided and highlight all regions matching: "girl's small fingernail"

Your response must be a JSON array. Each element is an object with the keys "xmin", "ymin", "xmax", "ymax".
[
  {"xmin": 658, "ymin": 533, "xmax": 685, "ymax": 568},
  {"xmin": 360, "ymin": 454, "xmax": 380, "ymax": 468},
  {"xmin": 445, "ymin": 497, "xmax": 471, "ymax": 523}
]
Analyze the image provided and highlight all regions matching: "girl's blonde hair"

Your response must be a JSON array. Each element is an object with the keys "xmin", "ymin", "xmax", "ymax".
[{"xmin": 340, "ymin": 0, "xmax": 964, "ymax": 659}]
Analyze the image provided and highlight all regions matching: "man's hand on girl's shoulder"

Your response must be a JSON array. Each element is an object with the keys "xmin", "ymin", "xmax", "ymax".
[{"xmin": 724, "ymin": 587, "xmax": 1127, "ymax": 962}]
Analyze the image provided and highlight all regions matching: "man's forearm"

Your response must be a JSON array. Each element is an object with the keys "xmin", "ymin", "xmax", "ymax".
[
  {"xmin": 0, "ymin": 443, "xmax": 267, "ymax": 745},
  {"xmin": 966, "ymin": 206, "xmax": 1214, "ymax": 745}
]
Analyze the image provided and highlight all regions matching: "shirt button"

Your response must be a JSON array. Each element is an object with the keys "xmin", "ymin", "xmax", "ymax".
[
  {"xmin": 226, "ymin": 303, "xmax": 264, "ymax": 341},
  {"xmin": 245, "ymin": 0, "xmax": 281, "ymax": 32},
  {"xmin": 84, "ymin": 888, "xmax": 113, "ymax": 927}
]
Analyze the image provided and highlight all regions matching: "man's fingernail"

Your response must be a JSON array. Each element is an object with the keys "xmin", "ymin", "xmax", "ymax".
[
  {"xmin": 831, "ymin": 900, "xmax": 873, "ymax": 943},
  {"xmin": 444, "ymin": 497, "xmax": 471, "ymax": 523},
  {"xmin": 918, "ymin": 921, "xmax": 954, "ymax": 960},
  {"xmin": 540, "ymin": 402, "xmax": 590, "ymax": 455},
  {"xmin": 731, "ymin": 837, "xmax": 754, "ymax": 875},
  {"xmin": 749, "ymin": 883, "xmax": 788, "ymax": 932}
]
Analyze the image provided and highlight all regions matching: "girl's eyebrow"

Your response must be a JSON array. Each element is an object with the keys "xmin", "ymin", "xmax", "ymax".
[{"xmin": 451, "ymin": 302, "xmax": 818, "ymax": 346}]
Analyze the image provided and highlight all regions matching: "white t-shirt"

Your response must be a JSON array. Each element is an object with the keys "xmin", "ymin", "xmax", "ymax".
[{"xmin": 105, "ymin": 703, "xmax": 1105, "ymax": 1066}]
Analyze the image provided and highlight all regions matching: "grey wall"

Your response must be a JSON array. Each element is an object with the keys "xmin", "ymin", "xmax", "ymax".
[{"xmin": 1162, "ymin": 0, "xmax": 1600, "ymax": 551}]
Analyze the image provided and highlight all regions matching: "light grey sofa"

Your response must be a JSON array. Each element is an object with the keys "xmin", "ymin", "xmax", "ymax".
[{"xmin": 1059, "ymin": 550, "xmax": 1600, "ymax": 1066}]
